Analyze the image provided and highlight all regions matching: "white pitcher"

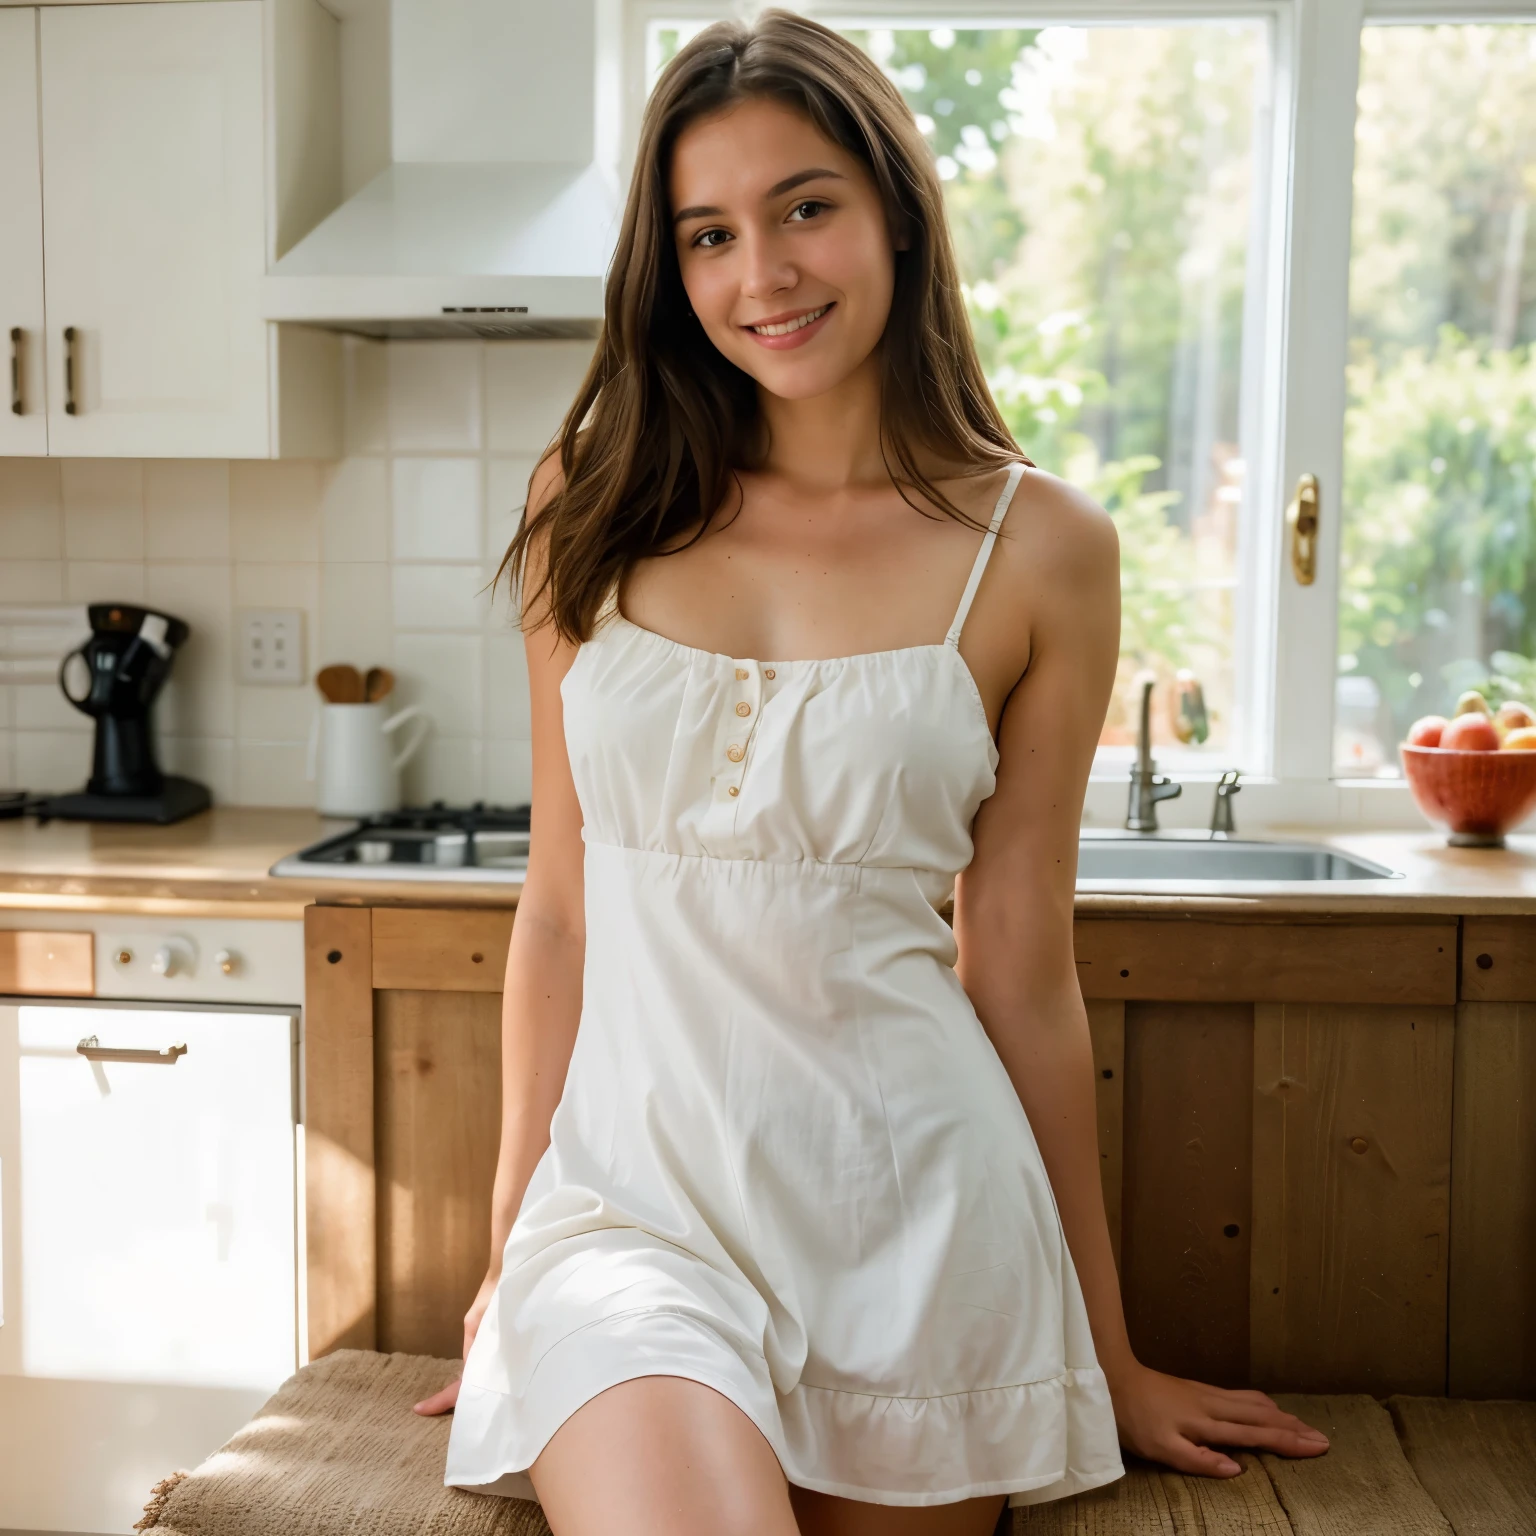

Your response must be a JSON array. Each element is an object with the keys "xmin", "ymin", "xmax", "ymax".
[{"xmin": 308, "ymin": 700, "xmax": 430, "ymax": 818}]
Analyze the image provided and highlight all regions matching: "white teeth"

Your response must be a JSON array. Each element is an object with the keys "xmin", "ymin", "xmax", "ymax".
[{"xmin": 751, "ymin": 304, "xmax": 829, "ymax": 336}]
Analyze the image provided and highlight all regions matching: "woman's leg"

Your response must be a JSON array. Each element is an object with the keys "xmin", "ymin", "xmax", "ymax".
[
  {"xmin": 790, "ymin": 1488, "xmax": 1008, "ymax": 1536},
  {"xmin": 528, "ymin": 1375, "xmax": 802, "ymax": 1536}
]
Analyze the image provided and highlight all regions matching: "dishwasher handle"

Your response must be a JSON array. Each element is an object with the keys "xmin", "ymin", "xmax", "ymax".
[{"xmin": 76, "ymin": 1034, "xmax": 187, "ymax": 1066}]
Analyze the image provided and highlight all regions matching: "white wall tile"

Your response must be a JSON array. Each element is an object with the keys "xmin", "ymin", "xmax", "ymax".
[
  {"xmin": 161, "ymin": 736, "xmax": 237, "ymax": 804},
  {"xmin": 485, "ymin": 340, "xmax": 594, "ymax": 453},
  {"xmin": 230, "ymin": 462, "xmax": 322, "ymax": 562},
  {"xmin": 0, "ymin": 460, "xmax": 64, "ymax": 558},
  {"xmin": 389, "ymin": 341, "xmax": 483, "ymax": 451},
  {"xmin": 145, "ymin": 461, "xmax": 231, "ymax": 561},
  {"xmin": 484, "ymin": 631, "xmax": 532, "ymax": 740},
  {"xmin": 402, "ymin": 735, "xmax": 483, "ymax": 806},
  {"xmin": 484, "ymin": 739, "xmax": 533, "ymax": 805},
  {"xmin": 14, "ymin": 731, "xmax": 93, "ymax": 793},
  {"xmin": 65, "ymin": 561, "xmax": 146, "ymax": 605},
  {"xmin": 343, "ymin": 337, "xmax": 390, "ymax": 455},
  {"xmin": 320, "ymin": 562, "xmax": 393, "ymax": 670},
  {"xmin": 237, "ymin": 684, "xmax": 316, "ymax": 745},
  {"xmin": 61, "ymin": 461, "xmax": 144, "ymax": 560},
  {"xmin": 144, "ymin": 563, "xmax": 235, "ymax": 737},
  {"xmin": 235, "ymin": 741, "xmax": 314, "ymax": 808},
  {"xmin": 486, "ymin": 455, "xmax": 537, "ymax": 561},
  {"xmin": 320, "ymin": 457, "xmax": 390, "ymax": 562},
  {"xmin": 0, "ymin": 560, "xmax": 64, "ymax": 603},
  {"xmin": 392, "ymin": 457, "xmax": 481, "ymax": 560},
  {"xmin": 392, "ymin": 632, "xmax": 483, "ymax": 738},
  {"xmin": 14, "ymin": 682, "xmax": 89, "ymax": 732},
  {"xmin": 392, "ymin": 563, "xmax": 489, "ymax": 631}
]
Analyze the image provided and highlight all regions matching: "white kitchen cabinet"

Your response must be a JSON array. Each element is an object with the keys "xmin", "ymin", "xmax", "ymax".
[
  {"xmin": 0, "ymin": 1003, "xmax": 300, "ymax": 1533},
  {"xmin": 0, "ymin": 1, "xmax": 342, "ymax": 460},
  {"xmin": 0, "ymin": 7, "xmax": 48, "ymax": 456},
  {"xmin": 40, "ymin": 2, "xmax": 271, "ymax": 458}
]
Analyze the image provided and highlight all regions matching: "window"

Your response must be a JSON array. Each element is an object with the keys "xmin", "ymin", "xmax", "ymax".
[
  {"xmin": 1335, "ymin": 22, "xmax": 1536, "ymax": 776},
  {"xmin": 633, "ymin": 3, "xmax": 1536, "ymax": 815}
]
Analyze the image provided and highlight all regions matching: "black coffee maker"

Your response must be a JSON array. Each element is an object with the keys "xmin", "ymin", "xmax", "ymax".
[{"xmin": 37, "ymin": 603, "xmax": 211, "ymax": 824}]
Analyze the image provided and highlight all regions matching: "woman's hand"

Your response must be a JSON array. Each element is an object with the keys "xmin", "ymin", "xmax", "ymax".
[
  {"xmin": 412, "ymin": 1268, "xmax": 500, "ymax": 1416},
  {"xmin": 1107, "ymin": 1359, "xmax": 1331, "ymax": 1476}
]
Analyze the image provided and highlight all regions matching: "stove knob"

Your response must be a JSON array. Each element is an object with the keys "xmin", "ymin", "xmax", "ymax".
[
  {"xmin": 151, "ymin": 945, "xmax": 176, "ymax": 977},
  {"xmin": 216, "ymin": 949, "xmax": 239, "ymax": 976}
]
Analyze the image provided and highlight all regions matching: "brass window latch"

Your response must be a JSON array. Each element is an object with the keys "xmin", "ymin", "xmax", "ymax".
[{"xmin": 1287, "ymin": 472, "xmax": 1319, "ymax": 585}]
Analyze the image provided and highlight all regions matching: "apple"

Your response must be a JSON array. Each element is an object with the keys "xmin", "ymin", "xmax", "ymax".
[
  {"xmin": 1495, "ymin": 700, "xmax": 1536, "ymax": 739},
  {"xmin": 1406, "ymin": 714, "xmax": 1447, "ymax": 747},
  {"xmin": 1455, "ymin": 689, "xmax": 1492, "ymax": 716},
  {"xmin": 1502, "ymin": 726, "xmax": 1536, "ymax": 752},
  {"xmin": 1441, "ymin": 711, "xmax": 1500, "ymax": 751}
]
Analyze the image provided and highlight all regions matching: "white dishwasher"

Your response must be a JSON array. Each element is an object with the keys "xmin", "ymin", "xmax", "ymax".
[{"xmin": 0, "ymin": 914, "xmax": 304, "ymax": 1536}]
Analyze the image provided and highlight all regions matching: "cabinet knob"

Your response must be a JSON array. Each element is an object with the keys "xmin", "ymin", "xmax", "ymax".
[{"xmin": 115, "ymin": 947, "xmax": 133, "ymax": 967}]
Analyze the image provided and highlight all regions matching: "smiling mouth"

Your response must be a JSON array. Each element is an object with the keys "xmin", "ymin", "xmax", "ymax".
[{"xmin": 746, "ymin": 303, "xmax": 833, "ymax": 337}]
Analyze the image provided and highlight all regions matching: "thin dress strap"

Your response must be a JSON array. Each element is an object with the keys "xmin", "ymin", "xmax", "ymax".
[{"xmin": 945, "ymin": 460, "xmax": 1026, "ymax": 647}]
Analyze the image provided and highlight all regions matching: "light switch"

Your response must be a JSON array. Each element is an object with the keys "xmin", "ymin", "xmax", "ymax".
[{"xmin": 238, "ymin": 609, "xmax": 305, "ymax": 685}]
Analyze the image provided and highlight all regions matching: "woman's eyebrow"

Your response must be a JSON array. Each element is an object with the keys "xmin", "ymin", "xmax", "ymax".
[{"xmin": 672, "ymin": 167, "xmax": 848, "ymax": 225}]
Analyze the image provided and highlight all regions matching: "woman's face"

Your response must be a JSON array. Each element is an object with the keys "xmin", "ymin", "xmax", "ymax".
[{"xmin": 669, "ymin": 95, "xmax": 904, "ymax": 402}]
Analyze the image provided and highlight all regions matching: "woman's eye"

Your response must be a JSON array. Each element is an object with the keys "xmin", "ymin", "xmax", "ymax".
[
  {"xmin": 693, "ymin": 228, "xmax": 731, "ymax": 249},
  {"xmin": 788, "ymin": 200, "xmax": 828, "ymax": 222}
]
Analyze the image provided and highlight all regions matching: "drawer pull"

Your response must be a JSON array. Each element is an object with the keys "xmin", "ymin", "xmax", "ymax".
[
  {"xmin": 64, "ymin": 326, "xmax": 78, "ymax": 415},
  {"xmin": 9, "ymin": 326, "xmax": 21, "ymax": 414},
  {"xmin": 76, "ymin": 1033, "xmax": 187, "ymax": 1066}
]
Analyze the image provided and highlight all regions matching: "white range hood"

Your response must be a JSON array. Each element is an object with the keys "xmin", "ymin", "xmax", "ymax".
[{"xmin": 263, "ymin": 0, "xmax": 621, "ymax": 338}]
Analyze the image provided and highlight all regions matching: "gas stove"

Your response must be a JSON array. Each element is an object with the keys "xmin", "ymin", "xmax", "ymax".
[{"xmin": 269, "ymin": 802, "xmax": 530, "ymax": 883}]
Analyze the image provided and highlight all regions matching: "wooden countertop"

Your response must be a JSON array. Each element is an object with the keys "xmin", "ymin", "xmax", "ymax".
[{"xmin": 0, "ymin": 808, "xmax": 1533, "ymax": 918}]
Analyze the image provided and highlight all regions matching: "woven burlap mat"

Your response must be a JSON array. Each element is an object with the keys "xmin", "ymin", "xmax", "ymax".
[{"xmin": 136, "ymin": 1350, "xmax": 549, "ymax": 1536}]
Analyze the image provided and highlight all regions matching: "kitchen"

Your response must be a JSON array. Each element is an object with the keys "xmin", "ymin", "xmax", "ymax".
[{"xmin": 2, "ymin": 2, "xmax": 1535, "ymax": 1534}]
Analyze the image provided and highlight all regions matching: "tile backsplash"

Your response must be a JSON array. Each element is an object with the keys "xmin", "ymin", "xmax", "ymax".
[{"xmin": 0, "ymin": 337, "xmax": 595, "ymax": 809}]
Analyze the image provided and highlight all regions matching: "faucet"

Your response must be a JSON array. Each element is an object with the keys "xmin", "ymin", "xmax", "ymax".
[
  {"xmin": 1210, "ymin": 769, "xmax": 1241, "ymax": 836},
  {"xmin": 1125, "ymin": 673, "xmax": 1181, "ymax": 831}
]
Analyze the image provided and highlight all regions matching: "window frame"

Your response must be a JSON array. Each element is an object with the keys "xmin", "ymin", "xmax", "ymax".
[{"xmin": 621, "ymin": 0, "xmax": 1536, "ymax": 828}]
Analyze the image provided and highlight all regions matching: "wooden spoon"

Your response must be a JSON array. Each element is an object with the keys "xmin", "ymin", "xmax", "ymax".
[
  {"xmin": 316, "ymin": 663, "xmax": 364, "ymax": 704},
  {"xmin": 365, "ymin": 666, "xmax": 394, "ymax": 702}
]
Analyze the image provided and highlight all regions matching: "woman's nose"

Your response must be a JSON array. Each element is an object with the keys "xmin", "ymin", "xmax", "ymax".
[{"xmin": 737, "ymin": 229, "xmax": 796, "ymax": 299}]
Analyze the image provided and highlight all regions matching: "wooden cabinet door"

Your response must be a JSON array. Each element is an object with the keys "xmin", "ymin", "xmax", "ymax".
[
  {"xmin": 0, "ymin": 8, "xmax": 48, "ymax": 456},
  {"xmin": 38, "ymin": 2, "xmax": 269, "ymax": 458}
]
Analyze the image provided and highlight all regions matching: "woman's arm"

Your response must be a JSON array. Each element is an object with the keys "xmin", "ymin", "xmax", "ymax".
[
  {"xmin": 415, "ymin": 454, "xmax": 588, "ymax": 1414},
  {"xmin": 955, "ymin": 476, "xmax": 1330, "ymax": 1475}
]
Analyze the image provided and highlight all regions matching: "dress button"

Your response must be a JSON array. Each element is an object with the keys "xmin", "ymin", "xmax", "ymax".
[
  {"xmin": 764, "ymin": 668, "xmax": 776, "ymax": 680},
  {"xmin": 726, "ymin": 744, "xmax": 745, "ymax": 763},
  {"xmin": 735, "ymin": 667, "xmax": 748, "ymax": 680},
  {"xmin": 728, "ymin": 785, "xmax": 739, "ymax": 797},
  {"xmin": 736, "ymin": 701, "xmax": 751, "ymax": 717}
]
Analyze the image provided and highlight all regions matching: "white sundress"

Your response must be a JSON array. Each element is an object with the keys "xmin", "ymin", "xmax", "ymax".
[{"xmin": 445, "ymin": 459, "xmax": 1126, "ymax": 1508}]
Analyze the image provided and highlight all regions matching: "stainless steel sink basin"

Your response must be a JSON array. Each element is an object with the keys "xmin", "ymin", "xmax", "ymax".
[{"xmin": 1077, "ymin": 832, "xmax": 1399, "ymax": 882}]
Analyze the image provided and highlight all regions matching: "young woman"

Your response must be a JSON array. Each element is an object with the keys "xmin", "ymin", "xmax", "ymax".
[{"xmin": 415, "ymin": 12, "xmax": 1329, "ymax": 1533}]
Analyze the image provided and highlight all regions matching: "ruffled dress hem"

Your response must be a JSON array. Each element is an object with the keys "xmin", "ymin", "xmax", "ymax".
[{"xmin": 445, "ymin": 1307, "xmax": 1125, "ymax": 1510}]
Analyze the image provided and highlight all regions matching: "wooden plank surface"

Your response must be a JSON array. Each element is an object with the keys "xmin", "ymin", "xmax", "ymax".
[
  {"xmin": 1449, "ymin": 1001, "xmax": 1536, "ymax": 1397},
  {"xmin": 302, "ymin": 905, "xmax": 376, "ymax": 1357},
  {"xmin": 1460, "ymin": 917, "xmax": 1536, "ymax": 1002},
  {"xmin": 1086, "ymin": 999, "xmax": 1125, "ymax": 1277},
  {"xmin": 0, "ymin": 929, "xmax": 93, "ymax": 995},
  {"xmin": 1261, "ymin": 1395, "xmax": 1452, "ymax": 1536},
  {"xmin": 1386, "ymin": 1395, "xmax": 1536, "ymax": 1536},
  {"xmin": 375, "ymin": 987, "xmax": 502, "ymax": 1357},
  {"xmin": 1250, "ymin": 1006, "xmax": 1455, "ymax": 1394},
  {"xmin": 1073, "ymin": 919, "xmax": 1456, "ymax": 1005},
  {"xmin": 1121, "ymin": 1002, "xmax": 1253, "ymax": 1387},
  {"xmin": 371, "ymin": 907, "xmax": 514, "ymax": 992}
]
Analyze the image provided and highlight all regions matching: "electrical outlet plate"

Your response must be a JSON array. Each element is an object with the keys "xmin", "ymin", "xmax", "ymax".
[{"xmin": 238, "ymin": 609, "xmax": 305, "ymax": 685}]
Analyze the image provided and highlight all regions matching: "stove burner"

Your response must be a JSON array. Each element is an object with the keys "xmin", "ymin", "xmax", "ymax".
[{"xmin": 271, "ymin": 801, "xmax": 531, "ymax": 882}]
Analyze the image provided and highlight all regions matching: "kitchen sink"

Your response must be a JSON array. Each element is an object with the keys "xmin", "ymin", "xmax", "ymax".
[{"xmin": 1077, "ymin": 831, "xmax": 1400, "ymax": 882}]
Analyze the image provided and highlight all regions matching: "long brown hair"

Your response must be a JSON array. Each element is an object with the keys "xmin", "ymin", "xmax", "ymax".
[{"xmin": 499, "ymin": 7, "xmax": 1027, "ymax": 641}]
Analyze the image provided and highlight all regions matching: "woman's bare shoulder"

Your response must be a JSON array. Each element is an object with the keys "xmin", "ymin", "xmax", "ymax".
[{"xmin": 1002, "ymin": 465, "xmax": 1119, "ymax": 582}]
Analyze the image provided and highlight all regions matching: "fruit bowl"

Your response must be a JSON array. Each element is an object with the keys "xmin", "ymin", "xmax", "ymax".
[{"xmin": 1399, "ymin": 744, "xmax": 1536, "ymax": 847}]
